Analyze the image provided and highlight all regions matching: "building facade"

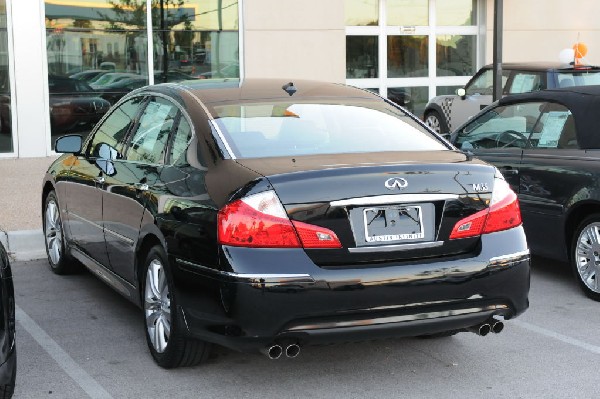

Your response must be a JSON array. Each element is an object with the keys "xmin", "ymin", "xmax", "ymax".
[{"xmin": 1, "ymin": 0, "xmax": 599, "ymax": 159}]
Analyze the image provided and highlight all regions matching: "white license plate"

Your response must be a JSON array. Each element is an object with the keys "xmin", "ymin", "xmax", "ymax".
[{"xmin": 363, "ymin": 206, "xmax": 424, "ymax": 243}]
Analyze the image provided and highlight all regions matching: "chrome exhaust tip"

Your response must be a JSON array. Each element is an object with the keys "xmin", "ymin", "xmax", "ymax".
[
  {"xmin": 261, "ymin": 344, "xmax": 283, "ymax": 360},
  {"xmin": 469, "ymin": 323, "xmax": 491, "ymax": 336},
  {"xmin": 285, "ymin": 343, "xmax": 301, "ymax": 358},
  {"xmin": 491, "ymin": 320, "xmax": 504, "ymax": 334}
]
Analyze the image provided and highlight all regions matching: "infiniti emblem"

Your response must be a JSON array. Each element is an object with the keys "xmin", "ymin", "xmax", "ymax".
[{"xmin": 384, "ymin": 177, "xmax": 408, "ymax": 190}]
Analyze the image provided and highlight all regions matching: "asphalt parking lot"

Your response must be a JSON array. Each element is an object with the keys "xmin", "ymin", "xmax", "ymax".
[{"xmin": 12, "ymin": 256, "xmax": 600, "ymax": 399}]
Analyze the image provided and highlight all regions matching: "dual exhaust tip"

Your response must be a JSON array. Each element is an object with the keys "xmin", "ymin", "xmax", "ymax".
[
  {"xmin": 262, "ymin": 343, "xmax": 301, "ymax": 359},
  {"xmin": 469, "ymin": 317, "xmax": 504, "ymax": 337}
]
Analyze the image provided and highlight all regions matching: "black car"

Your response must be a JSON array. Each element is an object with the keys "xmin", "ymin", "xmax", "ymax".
[
  {"xmin": 452, "ymin": 85, "xmax": 600, "ymax": 301},
  {"xmin": 0, "ymin": 242, "xmax": 15, "ymax": 397},
  {"xmin": 42, "ymin": 79, "xmax": 530, "ymax": 368}
]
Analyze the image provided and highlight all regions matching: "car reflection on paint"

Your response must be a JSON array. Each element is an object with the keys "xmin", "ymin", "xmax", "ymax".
[{"xmin": 42, "ymin": 78, "xmax": 530, "ymax": 369}]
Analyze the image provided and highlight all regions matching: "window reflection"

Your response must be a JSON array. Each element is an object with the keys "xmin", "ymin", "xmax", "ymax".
[
  {"xmin": 436, "ymin": 0, "xmax": 476, "ymax": 26},
  {"xmin": 388, "ymin": 36, "xmax": 428, "ymax": 78},
  {"xmin": 388, "ymin": 86, "xmax": 428, "ymax": 117},
  {"xmin": 345, "ymin": 0, "xmax": 379, "ymax": 26},
  {"xmin": 346, "ymin": 36, "xmax": 378, "ymax": 78},
  {"xmin": 436, "ymin": 35, "xmax": 476, "ymax": 76},
  {"xmin": 387, "ymin": 0, "xmax": 428, "ymax": 26},
  {"xmin": 0, "ymin": 0, "xmax": 11, "ymax": 153}
]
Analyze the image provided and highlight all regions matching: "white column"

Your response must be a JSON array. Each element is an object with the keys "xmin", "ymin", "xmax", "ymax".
[{"xmin": 11, "ymin": 0, "xmax": 50, "ymax": 157}]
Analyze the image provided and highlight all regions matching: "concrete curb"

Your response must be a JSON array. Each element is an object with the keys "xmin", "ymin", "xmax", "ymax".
[{"xmin": 2, "ymin": 229, "xmax": 46, "ymax": 262}]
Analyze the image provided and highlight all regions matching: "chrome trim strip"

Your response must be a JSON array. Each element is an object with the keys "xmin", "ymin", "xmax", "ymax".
[
  {"xmin": 103, "ymin": 228, "xmax": 135, "ymax": 246},
  {"xmin": 176, "ymin": 259, "xmax": 315, "ymax": 284},
  {"xmin": 331, "ymin": 193, "xmax": 459, "ymax": 207},
  {"xmin": 349, "ymin": 241, "xmax": 444, "ymax": 253},
  {"xmin": 488, "ymin": 250, "xmax": 530, "ymax": 268},
  {"xmin": 68, "ymin": 211, "xmax": 103, "ymax": 231},
  {"xmin": 287, "ymin": 305, "xmax": 508, "ymax": 331}
]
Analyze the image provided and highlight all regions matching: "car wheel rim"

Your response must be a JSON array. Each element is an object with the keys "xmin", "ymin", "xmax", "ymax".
[
  {"xmin": 45, "ymin": 199, "xmax": 62, "ymax": 265},
  {"xmin": 575, "ymin": 222, "xmax": 600, "ymax": 293},
  {"xmin": 426, "ymin": 115, "xmax": 441, "ymax": 133},
  {"xmin": 145, "ymin": 258, "xmax": 171, "ymax": 353}
]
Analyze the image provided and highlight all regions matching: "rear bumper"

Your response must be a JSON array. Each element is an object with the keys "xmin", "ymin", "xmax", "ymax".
[{"xmin": 172, "ymin": 228, "xmax": 530, "ymax": 352}]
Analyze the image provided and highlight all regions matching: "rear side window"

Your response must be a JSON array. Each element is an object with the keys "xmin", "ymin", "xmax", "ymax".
[
  {"xmin": 508, "ymin": 72, "xmax": 545, "ymax": 94},
  {"xmin": 126, "ymin": 97, "xmax": 178, "ymax": 164},
  {"xmin": 528, "ymin": 103, "xmax": 577, "ymax": 149},
  {"xmin": 213, "ymin": 100, "xmax": 447, "ymax": 158}
]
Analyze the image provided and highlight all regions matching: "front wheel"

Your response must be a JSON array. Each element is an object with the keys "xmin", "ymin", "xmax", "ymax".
[
  {"xmin": 571, "ymin": 214, "xmax": 600, "ymax": 301},
  {"xmin": 143, "ymin": 245, "xmax": 210, "ymax": 368},
  {"xmin": 44, "ymin": 191, "xmax": 76, "ymax": 274},
  {"xmin": 424, "ymin": 111, "xmax": 449, "ymax": 135}
]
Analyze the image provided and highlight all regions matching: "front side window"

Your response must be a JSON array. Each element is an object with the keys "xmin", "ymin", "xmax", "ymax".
[
  {"xmin": 213, "ymin": 100, "xmax": 447, "ymax": 158},
  {"xmin": 88, "ymin": 96, "xmax": 144, "ymax": 158},
  {"xmin": 455, "ymin": 102, "xmax": 544, "ymax": 150},
  {"xmin": 126, "ymin": 97, "xmax": 178, "ymax": 164}
]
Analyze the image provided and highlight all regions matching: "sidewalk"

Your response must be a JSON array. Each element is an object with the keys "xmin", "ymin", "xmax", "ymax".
[{"xmin": 0, "ymin": 156, "xmax": 57, "ymax": 260}]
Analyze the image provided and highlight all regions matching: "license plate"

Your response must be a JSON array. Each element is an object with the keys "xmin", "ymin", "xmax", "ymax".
[{"xmin": 363, "ymin": 206, "xmax": 424, "ymax": 243}]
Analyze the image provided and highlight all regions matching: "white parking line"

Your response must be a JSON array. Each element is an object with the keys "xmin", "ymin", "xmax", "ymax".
[
  {"xmin": 513, "ymin": 319, "xmax": 600, "ymax": 355},
  {"xmin": 16, "ymin": 305, "xmax": 113, "ymax": 399}
]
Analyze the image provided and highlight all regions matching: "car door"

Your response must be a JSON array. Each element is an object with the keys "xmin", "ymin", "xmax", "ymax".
[
  {"xmin": 449, "ymin": 68, "xmax": 509, "ymax": 131},
  {"xmin": 65, "ymin": 96, "xmax": 143, "ymax": 267},
  {"xmin": 518, "ymin": 102, "xmax": 588, "ymax": 260},
  {"xmin": 453, "ymin": 101, "xmax": 546, "ymax": 193},
  {"xmin": 102, "ymin": 96, "xmax": 179, "ymax": 284}
]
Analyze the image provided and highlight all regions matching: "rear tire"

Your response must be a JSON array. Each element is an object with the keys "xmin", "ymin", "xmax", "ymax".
[
  {"xmin": 424, "ymin": 111, "xmax": 449, "ymax": 134},
  {"xmin": 143, "ymin": 245, "xmax": 211, "ymax": 368},
  {"xmin": 571, "ymin": 214, "xmax": 600, "ymax": 301},
  {"xmin": 43, "ymin": 191, "xmax": 77, "ymax": 275}
]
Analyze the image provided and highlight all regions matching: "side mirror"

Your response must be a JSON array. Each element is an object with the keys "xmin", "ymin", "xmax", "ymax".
[
  {"xmin": 456, "ymin": 88, "xmax": 466, "ymax": 98},
  {"xmin": 55, "ymin": 134, "xmax": 83, "ymax": 154}
]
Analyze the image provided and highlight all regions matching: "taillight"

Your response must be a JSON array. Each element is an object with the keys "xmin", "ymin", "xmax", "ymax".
[
  {"xmin": 218, "ymin": 190, "xmax": 342, "ymax": 248},
  {"xmin": 450, "ymin": 178, "xmax": 521, "ymax": 239}
]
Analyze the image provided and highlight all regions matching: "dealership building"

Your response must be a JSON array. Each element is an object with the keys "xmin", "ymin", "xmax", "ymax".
[{"xmin": 0, "ymin": 0, "xmax": 598, "ymax": 159}]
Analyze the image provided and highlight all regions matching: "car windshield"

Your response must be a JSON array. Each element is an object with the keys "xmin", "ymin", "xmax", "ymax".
[
  {"xmin": 557, "ymin": 71, "xmax": 600, "ymax": 87},
  {"xmin": 212, "ymin": 100, "xmax": 447, "ymax": 158}
]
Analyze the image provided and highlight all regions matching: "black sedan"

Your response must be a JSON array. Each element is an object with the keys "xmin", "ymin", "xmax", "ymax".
[
  {"xmin": 452, "ymin": 85, "xmax": 600, "ymax": 301},
  {"xmin": 42, "ymin": 79, "xmax": 530, "ymax": 368},
  {"xmin": 0, "ymin": 242, "xmax": 15, "ymax": 397}
]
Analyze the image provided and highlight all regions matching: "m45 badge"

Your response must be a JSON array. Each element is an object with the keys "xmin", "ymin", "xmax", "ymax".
[{"xmin": 471, "ymin": 183, "xmax": 489, "ymax": 192}]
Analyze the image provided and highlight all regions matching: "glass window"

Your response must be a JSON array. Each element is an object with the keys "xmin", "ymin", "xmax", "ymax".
[
  {"xmin": 436, "ymin": 0, "xmax": 476, "ymax": 26},
  {"xmin": 388, "ymin": 36, "xmax": 428, "ymax": 78},
  {"xmin": 557, "ymin": 71, "xmax": 600, "ymax": 87},
  {"xmin": 437, "ymin": 85, "xmax": 463, "ymax": 96},
  {"xmin": 126, "ymin": 97, "xmax": 178, "ymax": 164},
  {"xmin": 528, "ymin": 104, "xmax": 577, "ymax": 149},
  {"xmin": 152, "ymin": 1, "xmax": 239, "ymax": 82},
  {"xmin": 169, "ymin": 116, "xmax": 193, "ymax": 165},
  {"xmin": 508, "ymin": 72, "xmax": 545, "ymax": 94},
  {"xmin": 456, "ymin": 102, "xmax": 544, "ymax": 150},
  {"xmin": 388, "ymin": 86, "xmax": 428, "ymax": 117},
  {"xmin": 346, "ymin": 36, "xmax": 378, "ymax": 78},
  {"xmin": 387, "ymin": 0, "xmax": 428, "ymax": 26},
  {"xmin": 88, "ymin": 97, "xmax": 143, "ymax": 159},
  {"xmin": 0, "ymin": 0, "xmax": 12, "ymax": 153},
  {"xmin": 436, "ymin": 35, "xmax": 476, "ymax": 76},
  {"xmin": 214, "ymin": 100, "xmax": 447, "ymax": 159},
  {"xmin": 345, "ymin": 0, "xmax": 379, "ymax": 26}
]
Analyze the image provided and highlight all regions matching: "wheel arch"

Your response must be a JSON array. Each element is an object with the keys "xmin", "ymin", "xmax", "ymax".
[
  {"xmin": 135, "ymin": 222, "xmax": 168, "ymax": 297},
  {"xmin": 41, "ymin": 181, "xmax": 55, "ymax": 216},
  {"xmin": 564, "ymin": 201, "xmax": 600, "ymax": 260}
]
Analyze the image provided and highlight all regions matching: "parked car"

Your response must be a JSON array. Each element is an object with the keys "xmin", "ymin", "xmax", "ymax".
[
  {"xmin": 89, "ymin": 72, "xmax": 140, "ymax": 89},
  {"xmin": 451, "ymin": 85, "xmax": 600, "ymax": 300},
  {"xmin": 196, "ymin": 63, "xmax": 239, "ymax": 79},
  {"xmin": 69, "ymin": 70, "xmax": 108, "ymax": 83},
  {"xmin": 425, "ymin": 62, "xmax": 600, "ymax": 134},
  {"xmin": 0, "ymin": 242, "xmax": 16, "ymax": 397},
  {"xmin": 96, "ymin": 77, "xmax": 148, "ymax": 105},
  {"xmin": 48, "ymin": 76, "xmax": 111, "ymax": 133},
  {"xmin": 42, "ymin": 79, "xmax": 530, "ymax": 368}
]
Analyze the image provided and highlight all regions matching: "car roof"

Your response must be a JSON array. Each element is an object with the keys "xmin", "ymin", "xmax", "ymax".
[
  {"xmin": 496, "ymin": 85, "xmax": 600, "ymax": 149},
  {"xmin": 164, "ymin": 78, "xmax": 377, "ymax": 105},
  {"xmin": 482, "ymin": 62, "xmax": 600, "ymax": 72}
]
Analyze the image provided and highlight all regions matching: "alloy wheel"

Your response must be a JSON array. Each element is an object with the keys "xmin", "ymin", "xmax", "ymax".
[
  {"xmin": 45, "ymin": 199, "xmax": 63, "ymax": 265},
  {"xmin": 575, "ymin": 222, "xmax": 600, "ymax": 293},
  {"xmin": 145, "ymin": 259, "xmax": 171, "ymax": 353},
  {"xmin": 425, "ymin": 114, "xmax": 441, "ymax": 134}
]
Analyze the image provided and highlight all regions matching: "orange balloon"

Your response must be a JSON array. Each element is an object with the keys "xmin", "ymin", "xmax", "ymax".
[{"xmin": 573, "ymin": 42, "xmax": 588, "ymax": 58}]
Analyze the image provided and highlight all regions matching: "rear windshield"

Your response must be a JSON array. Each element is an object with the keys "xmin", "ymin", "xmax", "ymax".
[
  {"xmin": 557, "ymin": 71, "xmax": 600, "ymax": 87},
  {"xmin": 212, "ymin": 100, "xmax": 447, "ymax": 158}
]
